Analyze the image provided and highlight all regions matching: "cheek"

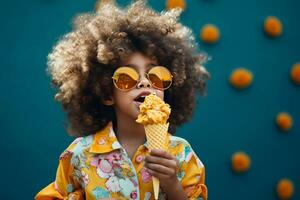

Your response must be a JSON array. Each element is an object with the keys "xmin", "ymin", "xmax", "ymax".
[
  {"xmin": 112, "ymin": 89, "xmax": 132, "ymax": 107},
  {"xmin": 155, "ymin": 90, "xmax": 164, "ymax": 100},
  {"xmin": 113, "ymin": 89, "xmax": 125, "ymax": 104}
]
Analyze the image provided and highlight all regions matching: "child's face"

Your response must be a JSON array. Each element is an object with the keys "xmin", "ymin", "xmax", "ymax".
[{"xmin": 112, "ymin": 52, "xmax": 164, "ymax": 121}]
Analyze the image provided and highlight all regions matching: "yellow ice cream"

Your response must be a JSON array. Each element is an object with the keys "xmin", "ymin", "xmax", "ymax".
[{"xmin": 136, "ymin": 93, "xmax": 171, "ymax": 125}]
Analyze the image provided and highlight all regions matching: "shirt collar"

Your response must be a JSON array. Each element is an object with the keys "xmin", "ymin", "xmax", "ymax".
[
  {"xmin": 89, "ymin": 121, "xmax": 171, "ymax": 154},
  {"xmin": 89, "ymin": 122, "xmax": 122, "ymax": 154}
]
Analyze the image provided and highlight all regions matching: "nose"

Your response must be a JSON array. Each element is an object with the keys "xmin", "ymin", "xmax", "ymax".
[{"xmin": 137, "ymin": 75, "xmax": 151, "ymax": 89}]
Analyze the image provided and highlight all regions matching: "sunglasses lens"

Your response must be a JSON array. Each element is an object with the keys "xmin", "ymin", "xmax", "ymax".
[
  {"xmin": 113, "ymin": 67, "xmax": 138, "ymax": 90},
  {"xmin": 148, "ymin": 66, "xmax": 172, "ymax": 90}
]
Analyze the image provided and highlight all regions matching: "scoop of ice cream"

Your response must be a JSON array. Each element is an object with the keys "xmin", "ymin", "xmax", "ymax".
[{"xmin": 136, "ymin": 93, "xmax": 171, "ymax": 125}]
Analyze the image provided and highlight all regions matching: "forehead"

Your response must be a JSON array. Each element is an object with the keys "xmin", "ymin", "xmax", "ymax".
[{"xmin": 123, "ymin": 52, "xmax": 157, "ymax": 71}]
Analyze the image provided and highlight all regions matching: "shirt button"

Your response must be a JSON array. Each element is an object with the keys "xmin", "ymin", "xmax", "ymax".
[
  {"xmin": 98, "ymin": 138, "xmax": 106, "ymax": 145},
  {"xmin": 135, "ymin": 155, "xmax": 143, "ymax": 163}
]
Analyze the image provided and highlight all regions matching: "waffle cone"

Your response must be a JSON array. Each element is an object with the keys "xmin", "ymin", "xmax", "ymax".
[{"xmin": 144, "ymin": 123, "xmax": 169, "ymax": 200}]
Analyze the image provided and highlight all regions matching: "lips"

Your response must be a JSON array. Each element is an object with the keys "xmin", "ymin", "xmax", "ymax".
[{"xmin": 134, "ymin": 91, "xmax": 152, "ymax": 103}]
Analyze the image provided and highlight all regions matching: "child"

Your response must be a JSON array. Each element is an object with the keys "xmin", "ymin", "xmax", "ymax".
[{"xmin": 35, "ymin": 0, "xmax": 210, "ymax": 199}]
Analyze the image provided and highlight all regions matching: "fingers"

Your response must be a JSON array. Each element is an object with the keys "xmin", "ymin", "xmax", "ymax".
[
  {"xmin": 145, "ymin": 154, "xmax": 177, "ymax": 170},
  {"xmin": 144, "ymin": 149, "xmax": 178, "ymax": 177},
  {"xmin": 145, "ymin": 162, "xmax": 176, "ymax": 176},
  {"xmin": 146, "ymin": 168, "xmax": 170, "ymax": 180},
  {"xmin": 150, "ymin": 149, "xmax": 175, "ymax": 159}
]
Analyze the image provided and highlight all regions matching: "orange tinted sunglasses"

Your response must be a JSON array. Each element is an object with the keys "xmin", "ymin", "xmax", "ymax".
[{"xmin": 112, "ymin": 66, "xmax": 173, "ymax": 91}]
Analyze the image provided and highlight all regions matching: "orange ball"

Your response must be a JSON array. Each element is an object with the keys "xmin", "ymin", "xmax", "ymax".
[
  {"xmin": 290, "ymin": 63, "xmax": 300, "ymax": 85},
  {"xmin": 231, "ymin": 152, "xmax": 251, "ymax": 173},
  {"xmin": 200, "ymin": 24, "xmax": 220, "ymax": 44},
  {"xmin": 276, "ymin": 112, "xmax": 293, "ymax": 131},
  {"xmin": 229, "ymin": 68, "xmax": 253, "ymax": 89},
  {"xmin": 166, "ymin": 0, "xmax": 186, "ymax": 10},
  {"xmin": 277, "ymin": 179, "xmax": 294, "ymax": 200},
  {"xmin": 264, "ymin": 16, "xmax": 282, "ymax": 37}
]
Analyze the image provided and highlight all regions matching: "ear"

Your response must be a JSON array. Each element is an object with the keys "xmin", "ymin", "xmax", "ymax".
[{"xmin": 102, "ymin": 97, "xmax": 114, "ymax": 106}]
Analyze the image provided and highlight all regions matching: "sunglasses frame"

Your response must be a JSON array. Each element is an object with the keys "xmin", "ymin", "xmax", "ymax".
[{"xmin": 112, "ymin": 66, "xmax": 173, "ymax": 91}]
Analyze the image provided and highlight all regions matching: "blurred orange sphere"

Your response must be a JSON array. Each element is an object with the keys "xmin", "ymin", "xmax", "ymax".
[
  {"xmin": 264, "ymin": 16, "xmax": 282, "ymax": 37},
  {"xmin": 277, "ymin": 179, "xmax": 294, "ymax": 200},
  {"xmin": 276, "ymin": 112, "xmax": 293, "ymax": 131},
  {"xmin": 166, "ymin": 0, "xmax": 186, "ymax": 10},
  {"xmin": 231, "ymin": 152, "xmax": 251, "ymax": 173},
  {"xmin": 200, "ymin": 24, "xmax": 220, "ymax": 44},
  {"xmin": 290, "ymin": 63, "xmax": 300, "ymax": 85},
  {"xmin": 229, "ymin": 68, "xmax": 253, "ymax": 89}
]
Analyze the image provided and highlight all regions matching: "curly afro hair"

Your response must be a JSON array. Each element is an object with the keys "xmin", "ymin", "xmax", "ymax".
[{"xmin": 47, "ymin": 0, "xmax": 210, "ymax": 137}]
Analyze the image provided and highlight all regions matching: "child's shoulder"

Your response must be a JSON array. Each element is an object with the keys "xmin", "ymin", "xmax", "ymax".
[
  {"xmin": 59, "ymin": 134, "xmax": 94, "ymax": 159},
  {"xmin": 168, "ymin": 135, "xmax": 205, "ymax": 168},
  {"xmin": 169, "ymin": 135, "xmax": 195, "ymax": 151},
  {"xmin": 169, "ymin": 135, "xmax": 191, "ymax": 146}
]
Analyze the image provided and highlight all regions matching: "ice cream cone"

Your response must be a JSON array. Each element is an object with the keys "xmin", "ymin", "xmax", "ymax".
[
  {"xmin": 135, "ymin": 93, "xmax": 171, "ymax": 199},
  {"xmin": 145, "ymin": 123, "xmax": 169, "ymax": 200}
]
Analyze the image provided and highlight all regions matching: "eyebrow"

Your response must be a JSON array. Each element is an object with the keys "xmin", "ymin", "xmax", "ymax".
[{"xmin": 125, "ymin": 63, "xmax": 157, "ymax": 70}]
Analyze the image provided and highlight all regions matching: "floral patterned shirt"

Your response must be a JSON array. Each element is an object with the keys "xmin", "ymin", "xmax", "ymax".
[{"xmin": 35, "ymin": 122, "xmax": 207, "ymax": 200}]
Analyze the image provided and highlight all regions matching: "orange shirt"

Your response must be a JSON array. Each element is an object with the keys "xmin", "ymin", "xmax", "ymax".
[{"xmin": 35, "ymin": 122, "xmax": 207, "ymax": 200}]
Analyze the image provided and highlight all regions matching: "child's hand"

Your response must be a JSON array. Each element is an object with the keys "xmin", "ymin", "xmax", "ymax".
[{"xmin": 144, "ymin": 149, "xmax": 179, "ymax": 190}]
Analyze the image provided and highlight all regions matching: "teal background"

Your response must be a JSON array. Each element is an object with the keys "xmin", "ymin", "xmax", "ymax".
[{"xmin": 0, "ymin": 0, "xmax": 299, "ymax": 199}]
